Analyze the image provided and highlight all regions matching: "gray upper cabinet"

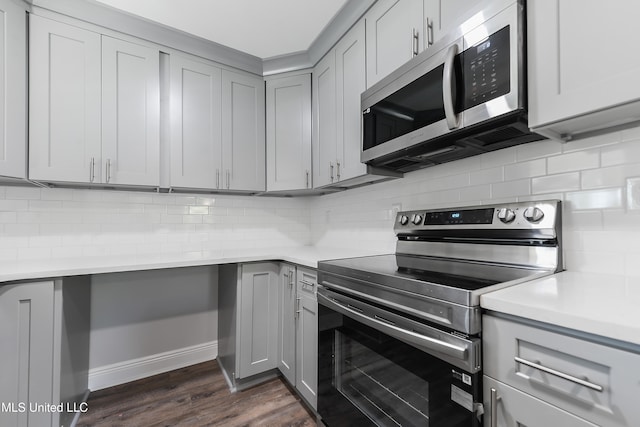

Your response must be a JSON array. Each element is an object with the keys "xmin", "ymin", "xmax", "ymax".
[
  {"xmin": 312, "ymin": 50, "xmax": 337, "ymax": 188},
  {"xmin": 313, "ymin": 20, "xmax": 371, "ymax": 188},
  {"xmin": 101, "ymin": 36, "xmax": 160, "ymax": 186},
  {"xmin": 0, "ymin": 0, "xmax": 27, "ymax": 180},
  {"xmin": 527, "ymin": 0, "xmax": 640, "ymax": 140},
  {"xmin": 365, "ymin": 0, "xmax": 423, "ymax": 88},
  {"xmin": 169, "ymin": 54, "xmax": 223, "ymax": 190},
  {"xmin": 0, "ymin": 281, "xmax": 55, "ymax": 427},
  {"xmin": 221, "ymin": 69, "xmax": 266, "ymax": 192},
  {"xmin": 266, "ymin": 74, "xmax": 312, "ymax": 191},
  {"xmin": 29, "ymin": 15, "xmax": 101, "ymax": 184},
  {"xmin": 29, "ymin": 14, "xmax": 160, "ymax": 186},
  {"xmin": 237, "ymin": 263, "xmax": 279, "ymax": 379},
  {"xmin": 335, "ymin": 20, "xmax": 367, "ymax": 184}
]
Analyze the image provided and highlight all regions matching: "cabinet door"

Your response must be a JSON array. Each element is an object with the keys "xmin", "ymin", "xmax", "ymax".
[
  {"xmin": 29, "ymin": 15, "xmax": 101, "ymax": 183},
  {"xmin": 528, "ymin": 0, "xmax": 640, "ymax": 131},
  {"xmin": 102, "ymin": 36, "xmax": 160, "ymax": 186},
  {"xmin": 365, "ymin": 0, "xmax": 423, "ymax": 88},
  {"xmin": 237, "ymin": 263, "xmax": 279, "ymax": 379},
  {"xmin": 221, "ymin": 70, "xmax": 266, "ymax": 191},
  {"xmin": 484, "ymin": 376, "xmax": 597, "ymax": 427},
  {"xmin": 296, "ymin": 268, "xmax": 317, "ymax": 409},
  {"xmin": 0, "ymin": 0, "xmax": 26, "ymax": 179},
  {"xmin": 278, "ymin": 264, "xmax": 296, "ymax": 385},
  {"xmin": 335, "ymin": 20, "xmax": 367, "ymax": 183},
  {"xmin": 0, "ymin": 281, "xmax": 55, "ymax": 427},
  {"xmin": 266, "ymin": 74, "xmax": 312, "ymax": 191},
  {"xmin": 423, "ymin": 0, "xmax": 485, "ymax": 49},
  {"xmin": 312, "ymin": 51, "xmax": 337, "ymax": 188},
  {"xmin": 170, "ymin": 55, "xmax": 222, "ymax": 189}
]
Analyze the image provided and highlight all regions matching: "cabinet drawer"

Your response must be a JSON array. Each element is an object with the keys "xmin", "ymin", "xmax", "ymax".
[
  {"xmin": 296, "ymin": 267, "xmax": 317, "ymax": 299},
  {"xmin": 484, "ymin": 376, "xmax": 596, "ymax": 427},
  {"xmin": 484, "ymin": 315, "xmax": 640, "ymax": 427}
]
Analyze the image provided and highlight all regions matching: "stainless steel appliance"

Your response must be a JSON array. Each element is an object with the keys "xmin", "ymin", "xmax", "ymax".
[
  {"xmin": 361, "ymin": 0, "xmax": 543, "ymax": 173},
  {"xmin": 317, "ymin": 200, "xmax": 562, "ymax": 426}
]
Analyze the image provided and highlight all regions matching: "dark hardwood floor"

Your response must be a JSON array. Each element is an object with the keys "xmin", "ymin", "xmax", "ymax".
[{"xmin": 77, "ymin": 360, "xmax": 316, "ymax": 426}]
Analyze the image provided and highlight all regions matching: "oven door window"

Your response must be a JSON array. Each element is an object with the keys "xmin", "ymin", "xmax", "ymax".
[{"xmin": 318, "ymin": 305, "xmax": 480, "ymax": 427}]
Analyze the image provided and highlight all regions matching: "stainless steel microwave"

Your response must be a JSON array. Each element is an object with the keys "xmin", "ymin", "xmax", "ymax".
[{"xmin": 361, "ymin": 0, "xmax": 543, "ymax": 172}]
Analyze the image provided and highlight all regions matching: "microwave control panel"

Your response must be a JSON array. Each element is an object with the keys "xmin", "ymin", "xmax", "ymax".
[{"xmin": 462, "ymin": 25, "xmax": 511, "ymax": 110}]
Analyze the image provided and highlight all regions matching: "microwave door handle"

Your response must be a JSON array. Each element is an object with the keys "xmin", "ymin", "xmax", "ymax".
[{"xmin": 443, "ymin": 44, "xmax": 460, "ymax": 130}]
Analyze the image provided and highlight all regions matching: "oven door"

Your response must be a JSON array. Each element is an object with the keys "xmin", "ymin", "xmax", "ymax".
[{"xmin": 318, "ymin": 288, "xmax": 483, "ymax": 427}]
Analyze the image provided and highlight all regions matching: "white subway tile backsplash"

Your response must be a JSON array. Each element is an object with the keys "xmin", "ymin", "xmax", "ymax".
[
  {"xmin": 532, "ymin": 173, "xmax": 580, "ymax": 194},
  {"xmin": 504, "ymin": 159, "xmax": 546, "ymax": 180},
  {"xmin": 516, "ymin": 140, "xmax": 562, "ymax": 161},
  {"xmin": 0, "ymin": 126, "xmax": 639, "ymax": 278},
  {"xmin": 565, "ymin": 188, "xmax": 624, "ymax": 210},
  {"xmin": 491, "ymin": 179, "xmax": 530, "ymax": 198},
  {"xmin": 548, "ymin": 150, "xmax": 600, "ymax": 174}
]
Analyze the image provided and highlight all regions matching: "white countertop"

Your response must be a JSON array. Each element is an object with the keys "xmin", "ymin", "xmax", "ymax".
[
  {"xmin": 0, "ymin": 246, "xmax": 388, "ymax": 284},
  {"xmin": 481, "ymin": 271, "xmax": 640, "ymax": 347}
]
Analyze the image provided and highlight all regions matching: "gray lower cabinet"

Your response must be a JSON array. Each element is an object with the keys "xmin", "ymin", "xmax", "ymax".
[
  {"xmin": 276, "ymin": 265, "xmax": 318, "ymax": 410},
  {"xmin": 0, "ymin": 278, "xmax": 90, "ymax": 427},
  {"xmin": 219, "ymin": 263, "xmax": 280, "ymax": 389},
  {"xmin": 483, "ymin": 376, "xmax": 597, "ymax": 427},
  {"xmin": 295, "ymin": 268, "xmax": 318, "ymax": 409},
  {"xmin": 278, "ymin": 264, "xmax": 297, "ymax": 385},
  {"xmin": 483, "ymin": 314, "xmax": 640, "ymax": 427}
]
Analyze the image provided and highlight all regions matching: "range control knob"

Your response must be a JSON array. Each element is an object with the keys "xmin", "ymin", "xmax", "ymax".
[
  {"xmin": 524, "ymin": 207, "xmax": 544, "ymax": 223},
  {"xmin": 399, "ymin": 215, "xmax": 409, "ymax": 225},
  {"xmin": 412, "ymin": 214, "xmax": 423, "ymax": 225},
  {"xmin": 497, "ymin": 208, "xmax": 516, "ymax": 224}
]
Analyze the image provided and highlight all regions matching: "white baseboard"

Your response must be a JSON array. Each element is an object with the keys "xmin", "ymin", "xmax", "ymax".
[{"xmin": 88, "ymin": 341, "xmax": 218, "ymax": 391}]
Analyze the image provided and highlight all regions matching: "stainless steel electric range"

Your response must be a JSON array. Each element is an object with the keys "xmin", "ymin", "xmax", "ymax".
[{"xmin": 317, "ymin": 200, "xmax": 562, "ymax": 427}]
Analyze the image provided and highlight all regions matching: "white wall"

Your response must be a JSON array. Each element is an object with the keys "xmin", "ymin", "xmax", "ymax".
[
  {"xmin": 88, "ymin": 266, "xmax": 218, "ymax": 390},
  {"xmin": 310, "ymin": 125, "xmax": 640, "ymax": 278}
]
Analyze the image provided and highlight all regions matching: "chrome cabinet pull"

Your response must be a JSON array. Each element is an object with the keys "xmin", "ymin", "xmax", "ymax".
[
  {"xmin": 226, "ymin": 170, "xmax": 230, "ymax": 189},
  {"xmin": 514, "ymin": 357, "xmax": 604, "ymax": 392},
  {"xmin": 426, "ymin": 17, "xmax": 434, "ymax": 47},
  {"xmin": 329, "ymin": 162, "xmax": 334, "ymax": 182},
  {"xmin": 411, "ymin": 28, "xmax": 419, "ymax": 56},
  {"xmin": 336, "ymin": 161, "xmax": 341, "ymax": 181},
  {"xmin": 296, "ymin": 297, "xmax": 301, "ymax": 317},
  {"xmin": 288, "ymin": 269, "xmax": 294, "ymax": 287},
  {"xmin": 490, "ymin": 388, "xmax": 501, "ymax": 427},
  {"xmin": 305, "ymin": 170, "xmax": 309, "ymax": 188},
  {"xmin": 300, "ymin": 280, "xmax": 315, "ymax": 290},
  {"xmin": 216, "ymin": 169, "xmax": 220, "ymax": 189},
  {"xmin": 89, "ymin": 157, "xmax": 95, "ymax": 183},
  {"xmin": 443, "ymin": 44, "xmax": 460, "ymax": 130},
  {"xmin": 106, "ymin": 159, "xmax": 111, "ymax": 183}
]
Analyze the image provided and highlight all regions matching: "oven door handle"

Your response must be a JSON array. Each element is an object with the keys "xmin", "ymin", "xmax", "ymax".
[{"xmin": 317, "ymin": 292, "xmax": 468, "ymax": 361}]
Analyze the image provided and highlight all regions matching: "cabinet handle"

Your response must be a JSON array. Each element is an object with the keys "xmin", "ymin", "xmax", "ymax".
[
  {"xmin": 490, "ymin": 388, "xmax": 501, "ymax": 427},
  {"xmin": 106, "ymin": 159, "xmax": 111, "ymax": 183},
  {"xmin": 412, "ymin": 28, "xmax": 419, "ymax": 56},
  {"xmin": 226, "ymin": 170, "xmax": 230, "ymax": 189},
  {"xmin": 300, "ymin": 280, "xmax": 315, "ymax": 290},
  {"xmin": 336, "ymin": 161, "xmax": 341, "ymax": 181},
  {"xmin": 289, "ymin": 269, "xmax": 294, "ymax": 287},
  {"xmin": 330, "ymin": 162, "xmax": 334, "ymax": 182},
  {"xmin": 514, "ymin": 356, "xmax": 604, "ymax": 392},
  {"xmin": 216, "ymin": 169, "xmax": 220, "ymax": 189},
  {"xmin": 306, "ymin": 170, "xmax": 309, "ymax": 188},
  {"xmin": 89, "ymin": 157, "xmax": 95, "ymax": 183},
  {"xmin": 426, "ymin": 17, "xmax": 434, "ymax": 47},
  {"xmin": 296, "ymin": 297, "xmax": 301, "ymax": 317}
]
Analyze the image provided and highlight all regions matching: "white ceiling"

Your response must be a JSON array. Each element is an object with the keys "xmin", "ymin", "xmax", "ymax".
[{"xmin": 94, "ymin": 0, "xmax": 349, "ymax": 59}]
